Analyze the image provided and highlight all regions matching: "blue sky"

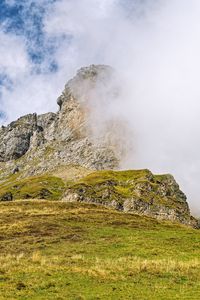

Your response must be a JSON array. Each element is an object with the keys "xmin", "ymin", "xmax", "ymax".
[
  {"xmin": 0, "ymin": 1, "xmax": 57, "ymax": 65},
  {"xmin": 0, "ymin": 1, "xmax": 57, "ymax": 82}
]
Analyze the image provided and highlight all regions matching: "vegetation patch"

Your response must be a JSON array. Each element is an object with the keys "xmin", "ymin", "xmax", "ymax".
[{"xmin": 0, "ymin": 175, "xmax": 65, "ymax": 201}]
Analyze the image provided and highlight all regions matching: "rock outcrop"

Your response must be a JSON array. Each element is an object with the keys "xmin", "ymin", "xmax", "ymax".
[
  {"xmin": 0, "ymin": 114, "xmax": 37, "ymax": 161},
  {"xmin": 63, "ymin": 169, "xmax": 198, "ymax": 228}
]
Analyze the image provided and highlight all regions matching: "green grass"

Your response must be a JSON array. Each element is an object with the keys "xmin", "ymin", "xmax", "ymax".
[
  {"xmin": 0, "ymin": 175, "xmax": 65, "ymax": 200},
  {"xmin": 0, "ymin": 200, "xmax": 200, "ymax": 299},
  {"xmin": 77, "ymin": 169, "xmax": 153, "ymax": 184}
]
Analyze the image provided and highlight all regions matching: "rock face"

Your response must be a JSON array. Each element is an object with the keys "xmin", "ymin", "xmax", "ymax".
[
  {"xmin": 63, "ymin": 169, "xmax": 198, "ymax": 228},
  {"xmin": 0, "ymin": 114, "xmax": 37, "ymax": 161},
  {"xmin": 0, "ymin": 65, "xmax": 122, "ymax": 178}
]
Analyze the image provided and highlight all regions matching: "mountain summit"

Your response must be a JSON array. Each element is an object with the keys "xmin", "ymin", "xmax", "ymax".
[{"xmin": 0, "ymin": 65, "xmax": 124, "ymax": 177}]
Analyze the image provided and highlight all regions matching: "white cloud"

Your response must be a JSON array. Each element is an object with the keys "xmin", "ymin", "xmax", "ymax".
[{"xmin": 0, "ymin": 30, "xmax": 29, "ymax": 80}]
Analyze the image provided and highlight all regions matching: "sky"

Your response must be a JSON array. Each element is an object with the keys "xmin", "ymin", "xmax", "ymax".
[
  {"xmin": 0, "ymin": 0, "xmax": 153, "ymax": 122},
  {"xmin": 1, "ymin": 0, "xmax": 200, "ymax": 214}
]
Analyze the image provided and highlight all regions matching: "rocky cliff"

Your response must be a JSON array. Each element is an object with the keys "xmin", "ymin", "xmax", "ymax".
[
  {"xmin": 0, "ymin": 65, "xmax": 122, "ymax": 180},
  {"xmin": 0, "ymin": 65, "xmax": 198, "ymax": 227}
]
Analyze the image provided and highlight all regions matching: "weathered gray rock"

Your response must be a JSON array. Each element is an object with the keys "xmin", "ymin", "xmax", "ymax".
[
  {"xmin": 0, "ymin": 192, "xmax": 13, "ymax": 201},
  {"xmin": 0, "ymin": 114, "xmax": 37, "ymax": 161}
]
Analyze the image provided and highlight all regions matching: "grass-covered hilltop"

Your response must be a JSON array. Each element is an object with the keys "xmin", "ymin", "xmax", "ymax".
[{"xmin": 0, "ymin": 65, "xmax": 200, "ymax": 299}]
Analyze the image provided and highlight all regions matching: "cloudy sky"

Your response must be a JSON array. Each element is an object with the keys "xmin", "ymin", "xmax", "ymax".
[
  {"xmin": 0, "ymin": 0, "xmax": 69, "ymax": 121},
  {"xmin": 0, "ymin": 0, "xmax": 154, "ymax": 122},
  {"xmin": 1, "ymin": 0, "xmax": 200, "ymax": 214}
]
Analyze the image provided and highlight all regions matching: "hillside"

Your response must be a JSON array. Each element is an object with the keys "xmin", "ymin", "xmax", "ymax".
[
  {"xmin": 0, "ymin": 64, "xmax": 200, "ymax": 299},
  {"xmin": 0, "ymin": 200, "xmax": 200, "ymax": 300}
]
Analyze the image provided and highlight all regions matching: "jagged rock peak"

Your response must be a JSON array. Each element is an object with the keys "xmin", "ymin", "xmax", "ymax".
[
  {"xmin": 0, "ymin": 64, "xmax": 120, "ymax": 176},
  {"xmin": 57, "ymin": 64, "xmax": 114, "ymax": 109},
  {"xmin": 0, "ymin": 64, "xmax": 127, "ymax": 170}
]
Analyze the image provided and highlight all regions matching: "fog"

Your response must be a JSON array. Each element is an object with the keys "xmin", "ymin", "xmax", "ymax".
[{"xmin": 1, "ymin": 0, "xmax": 200, "ymax": 214}]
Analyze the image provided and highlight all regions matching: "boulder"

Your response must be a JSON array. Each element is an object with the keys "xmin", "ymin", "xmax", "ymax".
[{"xmin": 0, "ymin": 192, "xmax": 13, "ymax": 201}]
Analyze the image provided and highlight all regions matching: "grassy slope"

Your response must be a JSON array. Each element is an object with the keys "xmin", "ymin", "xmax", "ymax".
[
  {"xmin": 0, "ymin": 201, "xmax": 200, "ymax": 300},
  {"xmin": 0, "ymin": 164, "xmax": 91, "ymax": 201},
  {"xmin": 0, "ymin": 175, "xmax": 65, "ymax": 200}
]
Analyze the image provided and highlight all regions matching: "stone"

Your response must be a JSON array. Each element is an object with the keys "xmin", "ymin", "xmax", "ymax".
[
  {"xmin": 0, "ymin": 192, "xmax": 13, "ymax": 201},
  {"xmin": 12, "ymin": 166, "xmax": 19, "ymax": 174}
]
